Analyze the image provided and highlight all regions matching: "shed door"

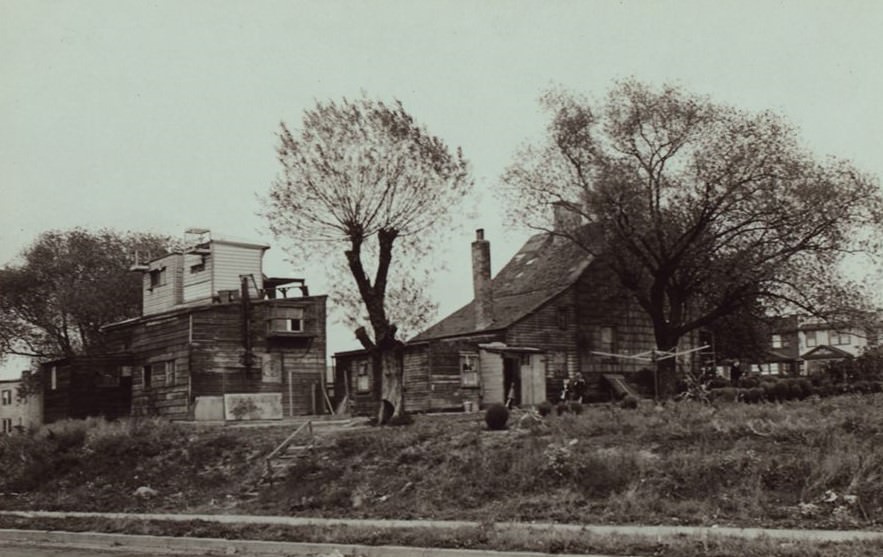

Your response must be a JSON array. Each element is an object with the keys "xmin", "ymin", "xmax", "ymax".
[{"xmin": 519, "ymin": 354, "xmax": 546, "ymax": 406}]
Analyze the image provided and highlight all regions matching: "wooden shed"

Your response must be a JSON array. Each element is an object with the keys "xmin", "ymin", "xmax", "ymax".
[{"xmin": 41, "ymin": 355, "xmax": 133, "ymax": 424}]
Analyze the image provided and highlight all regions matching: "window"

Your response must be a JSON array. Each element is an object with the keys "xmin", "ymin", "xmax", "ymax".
[
  {"xmin": 149, "ymin": 267, "xmax": 167, "ymax": 288},
  {"xmin": 556, "ymin": 307, "xmax": 569, "ymax": 330},
  {"xmin": 190, "ymin": 256, "xmax": 207, "ymax": 274},
  {"xmin": 268, "ymin": 308, "xmax": 305, "ymax": 334},
  {"xmin": 50, "ymin": 366, "xmax": 57, "ymax": 391},
  {"xmin": 832, "ymin": 332, "xmax": 851, "ymax": 346},
  {"xmin": 460, "ymin": 353, "xmax": 479, "ymax": 387},
  {"xmin": 165, "ymin": 360, "xmax": 176, "ymax": 386},
  {"xmin": 143, "ymin": 365, "xmax": 153, "ymax": 389},
  {"xmin": 1, "ymin": 418, "xmax": 12, "ymax": 434},
  {"xmin": 599, "ymin": 326, "xmax": 616, "ymax": 353},
  {"xmin": 1, "ymin": 389, "xmax": 11, "ymax": 405},
  {"xmin": 805, "ymin": 331, "xmax": 817, "ymax": 347},
  {"xmin": 354, "ymin": 361, "xmax": 371, "ymax": 393},
  {"xmin": 771, "ymin": 334, "xmax": 782, "ymax": 349}
]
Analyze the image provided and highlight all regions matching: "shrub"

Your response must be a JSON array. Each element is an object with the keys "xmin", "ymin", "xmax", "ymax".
[
  {"xmin": 707, "ymin": 377, "xmax": 730, "ymax": 390},
  {"xmin": 485, "ymin": 404, "xmax": 509, "ymax": 430},
  {"xmin": 743, "ymin": 387, "xmax": 764, "ymax": 404},
  {"xmin": 537, "ymin": 401, "xmax": 553, "ymax": 417},
  {"xmin": 555, "ymin": 402, "xmax": 568, "ymax": 416},
  {"xmin": 710, "ymin": 387, "xmax": 738, "ymax": 402},
  {"xmin": 738, "ymin": 375, "xmax": 761, "ymax": 389},
  {"xmin": 619, "ymin": 395, "xmax": 638, "ymax": 409},
  {"xmin": 568, "ymin": 402, "xmax": 584, "ymax": 415}
]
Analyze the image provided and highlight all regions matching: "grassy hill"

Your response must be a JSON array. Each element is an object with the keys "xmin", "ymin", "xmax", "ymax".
[{"xmin": 3, "ymin": 395, "xmax": 883, "ymax": 531}]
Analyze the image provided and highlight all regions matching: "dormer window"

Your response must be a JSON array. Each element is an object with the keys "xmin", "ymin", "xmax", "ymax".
[
  {"xmin": 268, "ymin": 307, "xmax": 306, "ymax": 335},
  {"xmin": 149, "ymin": 267, "xmax": 167, "ymax": 289}
]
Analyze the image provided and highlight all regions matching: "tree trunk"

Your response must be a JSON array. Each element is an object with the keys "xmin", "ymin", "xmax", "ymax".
[
  {"xmin": 653, "ymin": 324, "xmax": 680, "ymax": 399},
  {"xmin": 656, "ymin": 354, "xmax": 678, "ymax": 399},
  {"xmin": 377, "ymin": 345, "xmax": 404, "ymax": 423}
]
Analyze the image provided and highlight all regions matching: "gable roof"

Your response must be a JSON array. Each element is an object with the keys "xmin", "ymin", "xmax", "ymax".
[
  {"xmin": 410, "ymin": 232, "xmax": 593, "ymax": 342},
  {"xmin": 802, "ymin": 345, "xmax": 854, "ymax": 360}
]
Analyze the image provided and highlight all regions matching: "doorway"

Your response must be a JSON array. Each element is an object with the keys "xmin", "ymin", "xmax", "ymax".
[{"xmin": 503, "ymin": 357, "xmax": 521, "ymax": 407}]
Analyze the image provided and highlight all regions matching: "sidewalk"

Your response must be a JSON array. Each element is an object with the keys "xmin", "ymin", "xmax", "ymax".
[{"xmin": 2, "ymin": 509, "xmax": 883, "ymax": 542}]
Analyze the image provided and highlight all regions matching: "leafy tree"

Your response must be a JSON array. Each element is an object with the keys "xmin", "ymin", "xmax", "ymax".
[
  {"xmin": 501, "ymin": 80, "xmax": 882, "ymax": 396},
  {"xmin": 0, "ymin": 228, "xmax": 174, "ymax": 361},
  {"xmin": 263, "ymin": 96, "xmax": 471, "ymax": 421}
]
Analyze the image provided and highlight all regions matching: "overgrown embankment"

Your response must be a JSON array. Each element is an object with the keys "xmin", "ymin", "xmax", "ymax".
[{"xmin": 3, "ymin": 395, "xmax": 883, "ymax": 530}]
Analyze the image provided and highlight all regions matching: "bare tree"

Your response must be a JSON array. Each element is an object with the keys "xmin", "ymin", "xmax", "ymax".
[
  {"xmin": 501, "ymin": 80, "xmax": 882, "ymax": 395},
  {"xmin": 263, "ymin": 96, "xmax": 471, "ymax": 421}
]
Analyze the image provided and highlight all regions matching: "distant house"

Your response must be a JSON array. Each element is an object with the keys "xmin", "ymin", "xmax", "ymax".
[
  {"xmin": 335, "ymin": 217, "xmax": 699, "ymax": 415},
  {"xmin": 41, "ymin": 230, "xmax": 328, "ymax": 423},
  {"xmin": 757, "ymin": 314, "xmax": 876, "ymax": 376},
  {"xmin": 0, "ymin": 375, "xmax": 42, "ymax": 432}
]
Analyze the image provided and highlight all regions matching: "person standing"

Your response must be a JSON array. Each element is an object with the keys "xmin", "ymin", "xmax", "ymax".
[{"xmin": 730, "ymin": 359, "xmax": 743, "ymax": 386}]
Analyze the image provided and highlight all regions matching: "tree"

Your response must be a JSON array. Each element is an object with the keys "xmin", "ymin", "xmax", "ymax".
[
  {"xmin": 263, "ymin": 96, "xmax": 471, "ymax": 421},
  {"xmin": 0, "ymin": 228, "xmax": 174, "ymax": 361},
  {"xmin": 501, "ymin": 80, "xmax": 882, "ymax": 396}
]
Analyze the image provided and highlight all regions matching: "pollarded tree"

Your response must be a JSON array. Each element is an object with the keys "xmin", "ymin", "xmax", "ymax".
[
  {"xmin": 0, "ymin": 228, "xmax": 174, "ymax": 361},
  {"xmin": 263, "ymin": 97, "xmax": 471, "ymax": 421},
  {"xmin": 501, "ymin": 80, "xmax": 882, "ymax": 395}
]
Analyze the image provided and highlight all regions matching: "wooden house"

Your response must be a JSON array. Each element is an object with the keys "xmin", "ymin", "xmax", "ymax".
[
  {"xmin": 41, "ymin": 355, "xmax": 133, "ymax": 423},
  {"xmin": 42, "ymin": 231, "xmax": 328, "ymax": 423},
  {"xmin": 335, "ymin": 220, "xmax": 696, "ymax": 416}
]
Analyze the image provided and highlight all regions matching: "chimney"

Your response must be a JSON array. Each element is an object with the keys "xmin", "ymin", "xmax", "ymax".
[
  {"xmin": 552, "ymin": 201, "xmax": 581, "ymax": 242},
  {"xmin": 472, "ymin": 229, "xmax": 494, "ymax": 330}
]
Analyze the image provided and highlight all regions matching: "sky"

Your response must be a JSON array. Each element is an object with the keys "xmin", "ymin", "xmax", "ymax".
[{"xmin": 2, "ymin": 1, "xmax": 882, "ymax": 379}]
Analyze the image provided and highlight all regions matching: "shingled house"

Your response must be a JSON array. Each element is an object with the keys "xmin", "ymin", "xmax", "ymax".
[
  {"xmin": 335, "ymin": 218, "xmax": 697, "ymax": 415},
  {"xmin": 42, "ymin": 230, "xmax": 327, "ymax": 423}
]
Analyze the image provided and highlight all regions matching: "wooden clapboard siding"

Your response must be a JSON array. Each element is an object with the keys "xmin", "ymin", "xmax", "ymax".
[
  {"xmin": 183, "ymin": 252, "xmax": 213, "ymax": 303},
  {"xmin": 143, "ymin": 254, "xmax": 184, "ymax": 316},
  {"xmin": 573, "ymin": 265, "xmax": 656, "ymax": 397},
  {"xmin": 425, "ymin": 334, "xmax": 498, "ymax": 411},
  {"xmin": 210, "ymin": 241, "xmax": 264, "ymax": 296},
  {"xmin": 105, "ymin": 293, "xmax": 328, "ymax": 419},
  {"xmin": 42, "ymin": 357, "xmax": 133, "ymax": 423},
  {"xmin": 402, "ymin": 347, "xmax": 430, "ymax": 413},
  {"xmin": 42, "ymin": 362, "xmax": 72, "ymax": 424}
]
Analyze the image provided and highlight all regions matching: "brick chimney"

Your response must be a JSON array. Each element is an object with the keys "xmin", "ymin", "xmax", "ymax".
[
  {"xmin": 553, "ymin": 201, "xmax": 581, "ymax": 242},
  {"xmin": 472, "ymin": 229, "xmax": 494, "ymax": 330}
]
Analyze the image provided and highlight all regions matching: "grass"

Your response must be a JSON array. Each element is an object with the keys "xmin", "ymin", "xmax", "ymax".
[
  {"xmin": 1, "ymin": 515, "xmax": 883, "ymax": 556},
  {"xmin": 3, "ymin": 394, "xmax": 883, "ymax": 531}
]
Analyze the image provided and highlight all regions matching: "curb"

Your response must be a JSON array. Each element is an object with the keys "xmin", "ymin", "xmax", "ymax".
[
  {"xmin": 0, "ymin": 529, "xmax": 609, "ymax": 557},
  {"xmin": 2, "ymin": 510, "xmax": 883, "ymax": 542}
]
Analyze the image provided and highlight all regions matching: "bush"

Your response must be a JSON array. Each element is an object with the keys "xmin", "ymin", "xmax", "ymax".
[
  {"xmin": 619, "ymin": 395, "xmax": 638, "ymax": 409},
  {"xmin": 743, "ymin": 387, "xmax": 764, "ymax": 404},
  {"xmin": 537, "ymin": 401, "xmax": 553, "ymax": 417},
  {"xmin": 710, "ymin": 387, "xmax": 738, "ymax": 402},
  {"xmin": 485, "ymin": 404, "xmax": 509, "ymax": 430},
  {"xmin": 568, "ymin": 402, "xmax": 584, "ymax": 415},
  {"xmin": 555, "ymin": 402, "xmax": 568, "ymax": 416}
]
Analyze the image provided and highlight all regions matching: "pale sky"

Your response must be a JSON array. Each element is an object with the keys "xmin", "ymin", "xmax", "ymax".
[{"xmin": 2, "ymin": 1, "xmax": 882, "ymax": 378}]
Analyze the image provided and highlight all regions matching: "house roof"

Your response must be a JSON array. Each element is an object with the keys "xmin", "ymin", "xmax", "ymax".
[
  {"xmin": 410, "ymin": 232, "xmax": 593, "ymax": 342},
  {"xmin": 802, "ymin": 345, "xmax": 855, "ymax": 360}
]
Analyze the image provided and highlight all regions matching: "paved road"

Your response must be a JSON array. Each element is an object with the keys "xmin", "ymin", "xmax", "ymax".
[{"xmin": 0, "ymin": 543, "xmax": 188, "ymax": 556}]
